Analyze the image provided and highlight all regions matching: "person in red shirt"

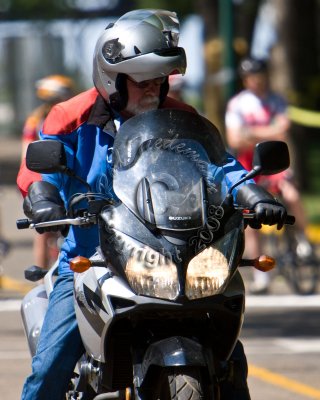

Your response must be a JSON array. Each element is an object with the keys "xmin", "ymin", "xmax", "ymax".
[
  {"xmin": 226, "ymin": 57, "xmax": 312, "ymax": 293},
  {"xmin": 21, "ymin": 75, "xmax": 75, "ymax": 268}
]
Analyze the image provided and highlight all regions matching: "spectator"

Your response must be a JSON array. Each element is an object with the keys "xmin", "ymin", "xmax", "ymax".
[{"xmin": 225, "ymin": 56, "xmax": 313, "ymax": 294}]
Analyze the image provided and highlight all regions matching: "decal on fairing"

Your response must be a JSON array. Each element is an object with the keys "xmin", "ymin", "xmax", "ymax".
[{"xmin": 75, "ymin": 284, "xmax": 107, "ymax": 337}]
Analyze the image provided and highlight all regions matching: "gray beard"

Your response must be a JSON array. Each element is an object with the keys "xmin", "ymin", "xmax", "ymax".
[{"xmin": 126, "ymin": 96, "xmax": 160, "ymax": 115}]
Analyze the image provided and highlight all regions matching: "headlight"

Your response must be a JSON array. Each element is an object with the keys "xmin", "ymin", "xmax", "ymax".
[
  {"xmin": 186, "ymin": 247, "xmax": 229, "ymax": 299},
  {"xmin": 186, "ymin": 229, "xmax": 239, "ymax": 299},
  {"xmin": 125, "ymin": 247, "xmax": 179, "ymax": 300}
]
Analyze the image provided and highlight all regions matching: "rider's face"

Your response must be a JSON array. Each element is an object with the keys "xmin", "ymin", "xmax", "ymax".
[{"xmin": 125, "ymin": 77, "xmax": 164, "ymax": 115}]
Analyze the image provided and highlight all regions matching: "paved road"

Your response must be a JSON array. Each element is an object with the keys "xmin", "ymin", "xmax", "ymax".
[
  {"xmin": 242, "ymin": 299, "xmax": 320, "ymax": 400},
  {"xmin": 0, "ymin": 302, "xmax": 30, "ymax": 399}
]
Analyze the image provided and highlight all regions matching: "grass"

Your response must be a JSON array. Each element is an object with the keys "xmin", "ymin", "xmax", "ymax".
[{"xmin": 302, "ymin": 194, "xmax": 320, "ymax": 224}]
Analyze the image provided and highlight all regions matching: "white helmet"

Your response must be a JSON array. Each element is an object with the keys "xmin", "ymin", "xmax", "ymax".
[{"xmin": 93, "ymin": 9, "xmax": 187, "ymax": 109}]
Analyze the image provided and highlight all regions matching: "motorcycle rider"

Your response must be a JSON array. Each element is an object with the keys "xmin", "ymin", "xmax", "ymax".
[{"xmin": 17, "ymin": 10, "xmax": 287, "ymax": 400}]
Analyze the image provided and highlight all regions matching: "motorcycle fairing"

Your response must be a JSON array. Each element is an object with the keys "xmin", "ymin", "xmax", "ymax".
[
  {"xmin": 112, "ymin": 109, "xmax": 228, "ymax": 231},
  {"xmin": 72, "ymin": 109, "xmax": 248, "ymax": 391}
]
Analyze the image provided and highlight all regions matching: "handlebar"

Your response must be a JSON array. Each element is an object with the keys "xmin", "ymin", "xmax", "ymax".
[
  {"xmin": 16, "ymin": 215, "xmax": 96, "ymax": 230},
  {"xmin": 17, "ymin": 211, "xmax": 295, "ymax": 232},
  {"xmin": 242, "ymin": 211, "xmax": 295, "ymax": 225}
]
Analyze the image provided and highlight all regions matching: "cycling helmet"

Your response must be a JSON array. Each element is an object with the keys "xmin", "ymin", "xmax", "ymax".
[
  {"xmin": 35, "ymin": 75, "xmax": 75, "ymax": 103},
  {"xmin": 93, "ymin": 9, "xmax": 187, "ymax": 110},
  {"xmin": 238, "ymin": 57, "xmax": 267, "ymax": 77}
]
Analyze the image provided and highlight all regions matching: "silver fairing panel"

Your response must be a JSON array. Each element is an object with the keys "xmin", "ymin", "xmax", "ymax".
[{"xmin": 74, "ymin": 265, "xmax": 245, "ymax": 362}]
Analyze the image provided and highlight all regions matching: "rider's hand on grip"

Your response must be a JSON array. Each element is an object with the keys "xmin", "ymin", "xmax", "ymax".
[
  {"xmin": 23, "ymin": 181, "xmax": 68, "ymax": 234},
  {"xmin": 236, "ymin": 183, "xmax": 287, "ymax": 230},
  {"xmin": 252, "ymin": 202, "xmax": 287, "ymax": 230}
]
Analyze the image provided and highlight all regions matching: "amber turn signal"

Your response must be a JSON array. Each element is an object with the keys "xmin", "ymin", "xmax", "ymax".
[
  {"xmin": 125, "ymin": 387, "xmax": 132, "ymax": 400},
  {"xmin": 70, "ymin": 256, "xmax": 91, "ymax": 273},
  {"xmin": 253, "ymin": 255, "xmax": 276, "ymax": 272}
]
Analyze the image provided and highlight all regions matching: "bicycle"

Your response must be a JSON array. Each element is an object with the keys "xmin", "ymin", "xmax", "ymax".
[{"xmin": 261, "ymin": 223, "xmax": 319, "ymax": 295}]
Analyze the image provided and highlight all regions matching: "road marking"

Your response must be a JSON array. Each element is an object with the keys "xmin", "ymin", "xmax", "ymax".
[
  {"xmin": 249, "ymin": 364, "xmax": 320, "ymax": 399},
  {"xmin": 274, "ymin": 338, "xmax": 320, "ymax": 353},
  {"xmin": 246, "ymin": 294, "xmax": 320, "ymax": 308},
  {"xmin": 0, "ymin": 299, "xmax": 22, "ymax": 312},
  {"xmin": 0, "ymin": 274, "xmax": 34, "ymax": 295},
  {"xmin": 243, "ymin": 337, "xmax": 320, "ymax": 354}
]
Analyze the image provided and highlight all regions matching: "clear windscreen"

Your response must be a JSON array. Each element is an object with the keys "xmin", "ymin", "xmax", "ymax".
[{"xmin": 112, "ymin": 109, "xmax": 229, "ymax": 231}]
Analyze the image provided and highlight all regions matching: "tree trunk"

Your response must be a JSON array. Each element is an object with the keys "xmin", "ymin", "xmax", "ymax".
[{"xmin": 269, "ymin": 0, "xmax": 319, "ymax": 190}]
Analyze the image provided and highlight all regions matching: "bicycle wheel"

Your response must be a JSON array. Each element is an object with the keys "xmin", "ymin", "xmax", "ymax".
[
  {"xmin": 288, "ymin": 256, "xmax": 319, "ymax": 295},
  {"xmin": 283, "ymin": 228, "xmax": 319, "ymax": 295}
]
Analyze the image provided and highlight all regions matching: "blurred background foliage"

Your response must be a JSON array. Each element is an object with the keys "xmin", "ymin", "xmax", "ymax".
[
  {"xmin": 1, "ymin": 0, "xmax": 320, "ymax": 195},
  {"xmin": 2, "ymin": 0, "xmax": 319, "ymax": 111}
]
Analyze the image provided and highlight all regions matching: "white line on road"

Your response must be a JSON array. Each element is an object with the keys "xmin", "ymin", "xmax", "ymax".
[
  {"xmin": 0, "ymin": 295, "xmax": 320, "ymax": 312},
  {"xmin": 242, "ymin": 337, "xmax": 320, "ymax": 354},
  {"xmin": 0, "ymin": 299, "xmax": 22, "ymax": 312},
  {"xmin": 246, "ymin": 294, "xmax": 320, "ymax": 308}
]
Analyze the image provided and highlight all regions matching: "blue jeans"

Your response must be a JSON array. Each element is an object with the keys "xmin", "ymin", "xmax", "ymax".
[{"xmin": 21, "ymin": 274, "xmax": 84, "ymax": 400}]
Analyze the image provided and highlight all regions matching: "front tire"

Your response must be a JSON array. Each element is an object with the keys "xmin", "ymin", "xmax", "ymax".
[{"xmin": 152, "ymin": 367, "xmax": 209, "ymax": 400}]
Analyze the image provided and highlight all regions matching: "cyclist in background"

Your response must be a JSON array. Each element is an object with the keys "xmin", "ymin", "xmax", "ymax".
[
  {"xmin": 225, "ymin": 56, "xmax": 313, "ymax": 294},
  {"xmin": 21, "ymin": 75, "xmax": 75, "ymax": 268}
]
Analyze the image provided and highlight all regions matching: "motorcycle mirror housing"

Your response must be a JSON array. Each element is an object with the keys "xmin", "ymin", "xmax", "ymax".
[
  {"xmin": 252, "ymin": 141, "xmax": 290, "ymax": 176},
  {"xmin": 227, "ymin": 140, "xmax": 290, "ymax": 197},
  {"xmin": 26, "ymin": 140, "xmax": 92, "ymax": 191},
  {"xmin": 26, "ymin": 140, "xmax": 67, "ymax": 174}
]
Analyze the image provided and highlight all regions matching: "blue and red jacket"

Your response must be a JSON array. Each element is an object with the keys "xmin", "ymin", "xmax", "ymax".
[{"xmin": 17, "ymin": 87, "xmax": 251, "ymax": 275}]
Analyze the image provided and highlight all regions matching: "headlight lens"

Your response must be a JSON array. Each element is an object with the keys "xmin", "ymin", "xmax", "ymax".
[
  {"xmin": 125, "ymin": 247, "xmax": 179, "ymax": 300},
  {"xmin": 186, "ymin": 247, "xmax": 229, "ymax": 299},
  {"xmin": 185, "ymin": 230, "xmax": 239, "ymax": 299}
]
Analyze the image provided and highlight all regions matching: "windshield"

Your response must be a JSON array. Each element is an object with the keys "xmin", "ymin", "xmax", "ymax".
[{"xmin": 112, "ymin": 109, "xmax": 229, "ymax": 231}]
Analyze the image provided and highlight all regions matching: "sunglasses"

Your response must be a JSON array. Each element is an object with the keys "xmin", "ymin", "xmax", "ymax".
[{"xmin": 127, "ymin": 76, "xmax": 166, "ymax": 89}]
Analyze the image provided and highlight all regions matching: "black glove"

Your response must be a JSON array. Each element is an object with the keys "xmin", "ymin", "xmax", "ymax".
[
  {"xmin": 23, "ymin": 181, "xmax": 67, "ymax": 234},
  {"xmin": 236, "ymin": 183, "xmax": 287, "ymax": 230}
]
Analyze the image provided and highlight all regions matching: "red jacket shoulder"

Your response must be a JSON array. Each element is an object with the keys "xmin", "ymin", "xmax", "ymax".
[{"xmin": 42, "ymin": 87, "xmax": 99, "ymax": 135}]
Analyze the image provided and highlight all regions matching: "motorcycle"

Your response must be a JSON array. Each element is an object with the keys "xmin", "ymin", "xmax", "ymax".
[{"xmin": 17, "ymin": 109, "xmax": 294, "ymax": 399}]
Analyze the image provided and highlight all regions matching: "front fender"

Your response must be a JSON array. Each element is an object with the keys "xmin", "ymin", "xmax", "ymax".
[{"xmin": 135, "ymin": 336, "xmax": 208, "ymax": 387}]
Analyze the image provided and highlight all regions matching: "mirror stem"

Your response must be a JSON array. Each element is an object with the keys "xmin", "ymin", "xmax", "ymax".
[
  {"xmin": 62, "ymin": 167, "xmax": 92, "ymax": 191},
  {"xmin": 227, "ymin": 167, "xmax": 261, "ymax": 196}
]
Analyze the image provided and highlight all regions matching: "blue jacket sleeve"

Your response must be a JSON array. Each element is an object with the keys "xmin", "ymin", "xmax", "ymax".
[{"xmin": 222, "ymin": 152, "xmax": 255, "ymax": 201}]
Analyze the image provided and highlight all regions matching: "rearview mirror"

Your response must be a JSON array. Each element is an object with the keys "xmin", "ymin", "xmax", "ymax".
[
  {"xmin": 26, "ymin": 140, "xmax": 92, "ymax": 191},
  {"xmin": 227, "ymin": 140, "xmax": 290, "ymax": 198},
  {"xmin": 26, "ymin": 140, "xmax": 67, "ymax": 174},
  {"xmin": 252, "ymin": 141, "xmax": 290, "ymax": 175}
]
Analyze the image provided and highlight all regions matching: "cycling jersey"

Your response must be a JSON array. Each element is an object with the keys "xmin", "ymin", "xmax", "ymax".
[{"xmin": 225, "ymin": 89, "xmax": 289, "ymax": 191}]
